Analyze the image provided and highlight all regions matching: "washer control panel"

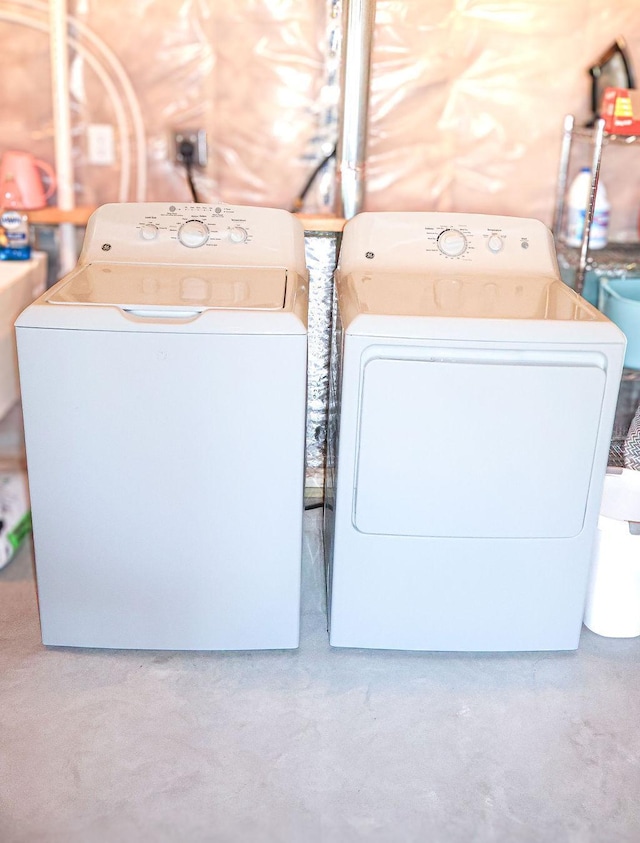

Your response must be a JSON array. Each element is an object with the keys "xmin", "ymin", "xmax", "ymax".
[
  {"xmin": 78, "ymin": 202, "xmax": 306, "ymax": 274},
  {"xmin": 339, "ymin": 212, "xmax": 557, "ymax": 278},
  {"xmin": 132, "ymin": 204, "xmax": 258, "ymax": 250}
]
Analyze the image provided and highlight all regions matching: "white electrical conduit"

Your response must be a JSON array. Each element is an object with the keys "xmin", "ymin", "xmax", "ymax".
[
  {"xmin": 0, "ymin": 11, "xmax": 132, "ymax": 203},
  {"xmin": 49, "ymin": 0, "xmax": 76, "ymax": 275},
  {"xmin": 16, "ymin": 0, "xmax": 147, "ymax": 202}
]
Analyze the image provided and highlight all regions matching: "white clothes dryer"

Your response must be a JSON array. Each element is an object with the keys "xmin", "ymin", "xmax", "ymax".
[
  {"xmin": 325, "ymin": 212, "xmax": 625, "ymax": 652},
  {"xmin": 16, "ymin": 203, "xmax": 307, "ymax": 650}
]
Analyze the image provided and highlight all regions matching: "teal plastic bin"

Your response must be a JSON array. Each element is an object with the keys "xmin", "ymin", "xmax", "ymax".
[{"xmin": 600, "ymin": 277, "xmax": 640, "ymax": 369}]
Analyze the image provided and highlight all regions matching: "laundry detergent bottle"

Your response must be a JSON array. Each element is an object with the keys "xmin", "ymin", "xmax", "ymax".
[
  {"xmin": 565, "ymin": 167, "xmax": 610, "ymax": 250},
  {"xmin": 0, "ymin": 173, "xmax": 31, "ymax": 260}
]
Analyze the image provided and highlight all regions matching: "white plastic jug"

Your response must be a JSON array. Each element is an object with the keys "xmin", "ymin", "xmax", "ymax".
[{"xmin": 565, "ymin": 167, "xmax": 610, "ymax": 249}]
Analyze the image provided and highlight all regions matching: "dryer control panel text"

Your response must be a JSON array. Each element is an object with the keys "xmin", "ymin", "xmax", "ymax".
[{"xmin": 339, "ymin": 212, "xmax": 559, "ymax": 278}]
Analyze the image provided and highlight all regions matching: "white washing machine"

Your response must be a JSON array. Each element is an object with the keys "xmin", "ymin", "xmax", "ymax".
[
  {"xmin": 325, "ymin": 212, "xmax": 625, "ymax": 652},
  {"xmin": 16, "ymin": 202, "xmax": 308, "ymax": 650}
]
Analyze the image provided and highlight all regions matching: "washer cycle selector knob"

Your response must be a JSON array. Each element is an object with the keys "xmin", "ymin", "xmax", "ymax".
[
  {"xmin": 437, "ymin": 228, "xmax": 467, "ymax": 257},
  {"xmin": 178, "ymin": 220, "xmax": 209, "ymax": 248},
  {"xmin": 140, "ymin": 223, "xmax": 158, "ymax": 241},
  {"xmin": 228, "ymin": 226, "xmax": 248, "ymax": 244}
]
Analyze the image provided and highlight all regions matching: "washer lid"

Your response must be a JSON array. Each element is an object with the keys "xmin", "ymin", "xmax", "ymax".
[{"xmin": 47, "ymin": 263, "xmax": 288, "ymax": 310}]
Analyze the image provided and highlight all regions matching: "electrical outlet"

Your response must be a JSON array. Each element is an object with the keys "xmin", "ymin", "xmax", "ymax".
[
  {"xmin": 87, "ymin": 124, "xmax": 115, "ymax": 165},
  {"xmin": 173, "ymin": 129, "xmax": 207, "ymax": 168}
]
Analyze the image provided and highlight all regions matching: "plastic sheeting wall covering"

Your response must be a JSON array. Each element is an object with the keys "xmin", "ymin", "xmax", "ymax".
[
  {"xmin": 7, "ymin": 1, "xmax": 640, "ymax": 490},
  {"xmin": 0, "ymin": 0, "xmax": 333, "ymax": 208},
  {"xmin": 4, "ymin": 2, "xmax": 640, "ymax": 231}
]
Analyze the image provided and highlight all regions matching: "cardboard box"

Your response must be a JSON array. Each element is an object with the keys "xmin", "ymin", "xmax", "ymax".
[{"xmin": 601, "ymin": 86, "xmax": 640, "ymax": 135}]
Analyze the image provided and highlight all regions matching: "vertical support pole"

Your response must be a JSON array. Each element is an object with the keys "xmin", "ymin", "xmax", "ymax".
[
  {"xmin": 552, "ymin": 114, "xmax": 575, "ymax": 239},
  {"xmin": 576, "ymin": 118, "xmax": 606, "ymax": 295},
  {"xmin": 334, "ymin": 0, "xmax": 376, "ymax": 220}
]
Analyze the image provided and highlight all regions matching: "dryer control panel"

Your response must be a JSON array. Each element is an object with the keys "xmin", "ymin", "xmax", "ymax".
[
  {"xmin": 78, "ymin": 203, "xmax": 306, "ymax": 277},
  {"xmin": 338, "ymin": 212, "xmax": 560, "ymax": 278}
]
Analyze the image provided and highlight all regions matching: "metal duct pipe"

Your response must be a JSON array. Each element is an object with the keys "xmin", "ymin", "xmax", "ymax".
[{"xmin": 334, "ymin": 0, "xmax": 376, "ymax": 219}]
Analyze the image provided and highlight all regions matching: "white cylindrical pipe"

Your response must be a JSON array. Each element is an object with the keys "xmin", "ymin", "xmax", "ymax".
[
  {"xmin": 20, "ymin": 0, "xmax": 147, "ymax": 201},
  {"xmin": 4, "ymin": 4, "xmax": 142, "ymax": 270},
  {"xmin": 49, "ymin": 0, "xmax": 76, "ymax": 274},
  {"xmin": 0, "ymin": 11, "xmax": 132, "ymax": 204},
  {"xmin": 48, "ymin": 0, "xmax": 73, "ymax": 210},
  {"xmin": 334, "ymin": 0, "xmax": 376, "ymax": 219}
]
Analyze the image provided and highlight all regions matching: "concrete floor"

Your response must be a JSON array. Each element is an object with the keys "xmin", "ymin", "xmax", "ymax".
[
  {"xmin": 3, "ymin": 516, "xmax": 640, "ymax": 842},
  {"xmin": 1, "ymin": 406, "xmax": 640, "ymax": 842}
]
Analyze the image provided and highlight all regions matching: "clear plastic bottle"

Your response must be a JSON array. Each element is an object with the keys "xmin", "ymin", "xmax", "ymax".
[
  {"xmin": 0, "ymin": 173, "xmax": 31, "ymax": 260},
  {"xmin": 565, "ymin": 167, "xmax": 610, "ymax": 250}
]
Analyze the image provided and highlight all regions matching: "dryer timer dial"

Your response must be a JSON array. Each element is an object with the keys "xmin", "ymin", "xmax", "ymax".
[{"xmin": 437, "ymin": 228, "xmax": 467, "ymax": 257}]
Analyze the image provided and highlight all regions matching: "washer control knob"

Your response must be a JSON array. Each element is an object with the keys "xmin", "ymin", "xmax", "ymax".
[
  {"xmin": 487, "ymin": 234, "xmax": 503, "ymax": 253},
  {"xmin": 140, "ymin": 223, "xmax": 159, "ymax": 241},
  {"xmin": 178, "ymin": 220, "xmax": 209, "ymax": 248},
  {"xmin": 437, "ymin": 228, "xmax": 467, "ymax": 257},
  {"xmin": 228, "ymin": 226, "xmax": 248, "ymax": 243}
]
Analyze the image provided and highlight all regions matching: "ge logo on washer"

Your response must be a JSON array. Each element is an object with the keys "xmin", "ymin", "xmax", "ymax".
[{"xmin": 365, "ymin": 251, "xmax": 374, "ymax": 259}]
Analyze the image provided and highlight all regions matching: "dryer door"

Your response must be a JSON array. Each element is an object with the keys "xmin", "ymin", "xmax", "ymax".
[{"xmin": 353, "ymin": 346, "xmax": 607, "ymax": 539}]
